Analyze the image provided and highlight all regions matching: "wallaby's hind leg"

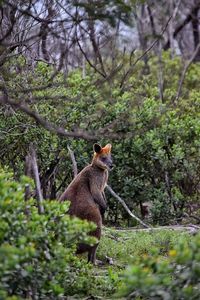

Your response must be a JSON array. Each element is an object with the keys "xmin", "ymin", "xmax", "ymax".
[
  {"xmin": 88, "ymin": 244, "xmax": 99, "ymax": 264},
  {"xmin": 88, "ymin": 244, "xmax": 104, "ymax": 266}
]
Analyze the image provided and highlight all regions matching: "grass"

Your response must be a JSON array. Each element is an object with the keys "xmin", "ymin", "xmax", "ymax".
[
  {"xmin": 85, "ymin": 227, "xmax": 193, "ymax": 299},
  {"xmin": 98, "ymin": 227, "xmax": 192, "ymax": 264}
]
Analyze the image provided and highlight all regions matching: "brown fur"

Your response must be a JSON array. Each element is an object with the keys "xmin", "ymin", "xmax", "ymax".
[{"xmin": 59, "ymin": 143, "xmax": 113, "ymax": 264}]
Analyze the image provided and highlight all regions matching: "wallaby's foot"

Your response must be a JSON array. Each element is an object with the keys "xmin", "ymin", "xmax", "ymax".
[
  {"xmin": 105, "ymin": 255, "xmax": 114, "ymax": 265},
  {"xmin": 93, "ymin": 257, "xmax": 114, "ymax": 266}
]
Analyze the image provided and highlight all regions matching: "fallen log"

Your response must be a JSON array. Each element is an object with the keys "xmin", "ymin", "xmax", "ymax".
[{"xmin": 110, "ymin": 225, "xmax": 200, "ymax": 235}]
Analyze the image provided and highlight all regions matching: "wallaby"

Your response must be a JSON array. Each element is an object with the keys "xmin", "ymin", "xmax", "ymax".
[{"xmin": 59, "ymin": 143, "xmax": 113, "ymax": 264}]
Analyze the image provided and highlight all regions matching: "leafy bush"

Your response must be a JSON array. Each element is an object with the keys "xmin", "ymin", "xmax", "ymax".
[
  {"xmin": 0, "ymin": 168, "xmax": 198, "ymax": 299},
  {"xmin": 118, "ymin": 233, "xmax": 200, "ymax": 299},
  {"xmin": 1, "ymin": 52, "xmax": 200, "ymax": 225},
  {"xmin": 0, "ymin": 169, "xmax": 97, "ymax": 299}
]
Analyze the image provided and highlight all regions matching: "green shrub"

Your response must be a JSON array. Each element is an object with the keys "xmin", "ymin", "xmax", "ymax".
[
  {"xmin": 0, "ymin": 169, "xmax": 97, "ymax": 299},
  {"xmin": 1, "ymin": 52, "xmax": 200, "ymax": 225},
  {"xmin": 118, "ymin": 233, "xmax": 200, "ymax": 299}
]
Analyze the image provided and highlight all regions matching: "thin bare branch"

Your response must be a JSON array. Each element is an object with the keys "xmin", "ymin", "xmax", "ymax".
[
  {"xmin": 106, "ymin": 185, "xmax": 150, "ymax": 228},
  {"xmin": 76, "ymin": 28, "xmax": 106, "ymax": 78},
  {"xmin": 29, "ymin": 144, "xmax": 44, "ymax": 214},
  {"xmin": 24, "ymin": 153, "xmax": 32, "ymax": 215},
  {"xmin": 67, "ymin": 146, "xmax": 78, "ymax": 177},
  {"xmin": 164, "ymin": 1, "xmax": 200, "ymax": 50},
  {"xmin": 175, "ymin": 42, "xmax": 200, "ymax": 102},
  {"xmin": 120, "ymin": 15, "xmax": 173, "ymax": 89},
  {"xmin": 157, "ymin": 40, "xmax": 164, "ymax": 102},
  {"xmin": 0, "ymin": 94, "xmax": 97, "ymax": 140}
]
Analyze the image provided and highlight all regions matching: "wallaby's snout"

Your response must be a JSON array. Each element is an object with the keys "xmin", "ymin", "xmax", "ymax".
[{"xmin": 108, "ymin": 158, "xmax": 113, "ymax": 170}]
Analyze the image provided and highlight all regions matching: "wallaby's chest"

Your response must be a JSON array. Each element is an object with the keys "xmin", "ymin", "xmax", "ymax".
[{"xmin": 92, "ymin": 169, "xmax": 108, "ymax": 191}]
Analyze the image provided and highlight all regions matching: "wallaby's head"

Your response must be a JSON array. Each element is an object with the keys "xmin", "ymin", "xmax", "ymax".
[{"xmin": 92, "ymin": 143, "xmax": 113, "ymax": 171}]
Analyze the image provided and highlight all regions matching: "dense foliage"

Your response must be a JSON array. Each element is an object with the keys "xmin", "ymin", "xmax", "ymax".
[
  {"xmin": 1, "ymin": 52, "xmax": 200, "ymax": 225},
  {"xmin": 119, "ymin": 233, "xmax": 200, "ymax": 299},
  {"xmin": 0, "ymin": 169, "xmax": 98, "ymax": 299},
  {"xmin": 1, "ymin": 169, "xmax": 199, "ymax": 299},
  {"xmin": 1, "ymin": 1, "xmax": 200, "ymax": 298}
]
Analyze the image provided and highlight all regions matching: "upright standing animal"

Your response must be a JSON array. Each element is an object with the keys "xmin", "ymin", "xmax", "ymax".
[{"xmin": 59, "ymin": 143, "xmax": 113, "ymax": 264}]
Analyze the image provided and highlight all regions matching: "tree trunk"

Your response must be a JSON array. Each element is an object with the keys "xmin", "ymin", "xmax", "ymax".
[{"xmin": 191, "ymin": 4, "xmax": 200, "ymax": 61}]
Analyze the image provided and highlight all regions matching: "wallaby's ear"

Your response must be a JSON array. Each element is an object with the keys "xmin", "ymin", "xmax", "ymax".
[
  {"xmin": 93, "ymin": 143, "xmax": 102, "ymax": 153},
  {"xmin": 104, "ymin": 144, "xmax": 112, "ymax": 152}
]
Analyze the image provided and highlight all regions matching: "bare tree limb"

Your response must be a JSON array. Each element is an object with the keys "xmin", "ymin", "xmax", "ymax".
[
  {"xmin": 0, "ymin": 94, "xmax": 97, "ymax": 140},
  {"xmin": 146, "ymin": 5, "xmax": 156, "ymax": 37},
  {"xmin": 157, "ymin": 40, "xmax": 164, "ymax": 102},
  {"xmin": 0, "ymin": 5, "xmax": 17, "ymax": 43},
  {"xmin": 67, "ymin": 146, "xmax": 78, "ymax": 178},
  {"xmin": 29, "ymin": 144, "xmax": 44, "ymax": 214},
  {"xmin": 168, "ymin": 0, "xmax": 182, "ymax": 56},
  {"xmin": 164, "ymin": 1, "xmax": 200, "ymax": 50},
  {"xmin": 0, "ymin": 91, "xmax": 126, "ymax": 140},
  {"xmin": 5, "ymin": 0, "xmax": 73, "ymax": 24},
  {"xmin": 76, "ymin": 27, "xmax": 106, "ymax": 78},
  {"xmin": 87, "ymin": 19, "xmax": 107, "ymax": 77},
  {"xmin": 175, "ymin": 42, "xmax": 200, "ymax": 102},
  {"xmin": 120, "ymin": 15, "xmax": 173, "ymax": 89},
  {"xmin": 24, "ymin": 153, "xmax": 32, "ymax": 215},
  {"xmin": 106, "ymin": 185, "xmax": 150, "ymax": 228}
]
